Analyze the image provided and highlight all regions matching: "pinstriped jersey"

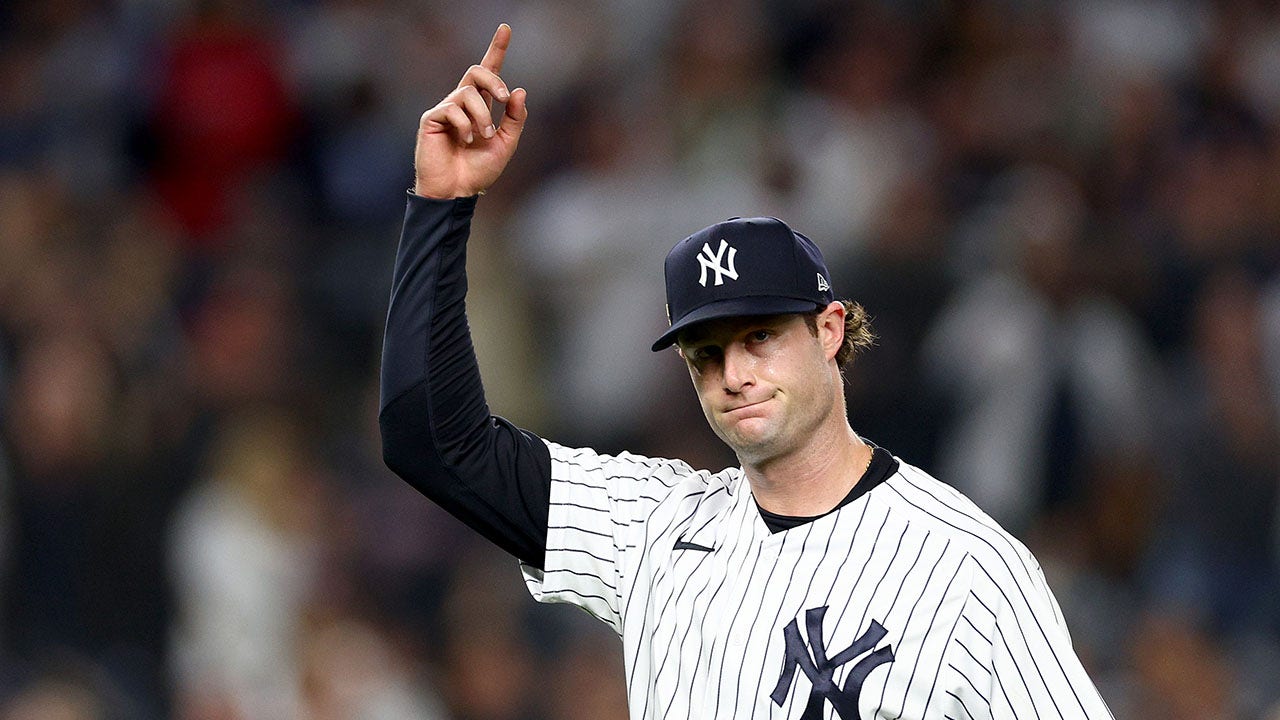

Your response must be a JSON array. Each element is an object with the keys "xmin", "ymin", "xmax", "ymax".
[{"xmin": 521, "ymin": 442, "xmax": 1113, "ymax": 720}]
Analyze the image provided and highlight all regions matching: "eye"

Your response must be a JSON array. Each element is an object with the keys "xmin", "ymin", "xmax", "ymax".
[
  {"xmin": 690, "ymin": 345, "xmax": 721, "ymax": 363},
  {"xmin": 749, "ymin": 330, "xmax": 772, "ymax": 343}
]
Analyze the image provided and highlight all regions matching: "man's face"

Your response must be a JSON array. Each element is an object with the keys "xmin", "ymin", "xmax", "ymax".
[{"xmin": 676, "ymin": 308, "xmax": 843, "ymax": 466}]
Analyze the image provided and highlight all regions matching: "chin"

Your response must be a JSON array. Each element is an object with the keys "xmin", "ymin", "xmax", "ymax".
[
  {"xmin": 707, "ymin": 413, "xmax": 784, "ymax": 462},
  {"xmin": 725, "ymin": 431, "xmax": 786, "ymax": 466}
]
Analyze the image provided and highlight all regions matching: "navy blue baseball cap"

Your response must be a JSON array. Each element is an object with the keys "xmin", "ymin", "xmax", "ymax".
[{"xmin": 651, "ymin": 216, "xmax": 835, "ymax": 351}]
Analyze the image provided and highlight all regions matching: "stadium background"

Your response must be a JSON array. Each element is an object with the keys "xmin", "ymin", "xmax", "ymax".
[{"xmin": 1, "ymin": 0, "xmax": 1279, "ymax": 717}]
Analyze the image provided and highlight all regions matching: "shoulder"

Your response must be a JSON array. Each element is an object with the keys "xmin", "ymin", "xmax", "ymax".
[
  {"xmin": 545, "ymin": 440, "xmax": 695, "ymax": 481},
  {"xmin": 543, "ymin": 439, "xmax": 736, "ymax": 502},
  {"xmin": 875, "ymin": 458, "xmax": 1042, "ymax": 586}
]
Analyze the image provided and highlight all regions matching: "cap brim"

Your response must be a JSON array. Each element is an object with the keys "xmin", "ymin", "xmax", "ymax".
[{"xmin": 650, "ymin": 296, "xmax": 825, "ymax": 352}]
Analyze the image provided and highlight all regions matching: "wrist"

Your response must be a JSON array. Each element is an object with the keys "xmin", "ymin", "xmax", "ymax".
[{"xmin": 412, "ymin": 182, "xmax": 484, "ymax": 200}]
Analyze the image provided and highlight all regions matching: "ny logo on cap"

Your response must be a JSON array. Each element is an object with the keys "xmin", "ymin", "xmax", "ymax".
[{"xmin": 697, "ymin": 239, "xmax": 739, "ymax": 287}]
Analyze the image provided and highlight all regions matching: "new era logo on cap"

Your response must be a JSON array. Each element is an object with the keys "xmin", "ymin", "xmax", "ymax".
[{"xmin": 651, "ymin": 216, "xmax": 836, "ymax": 351}]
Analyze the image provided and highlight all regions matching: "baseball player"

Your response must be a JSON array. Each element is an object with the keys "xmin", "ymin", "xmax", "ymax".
[{"xmin": 380, "ymin": 25, "xmax": 1114, "ymax": 719}]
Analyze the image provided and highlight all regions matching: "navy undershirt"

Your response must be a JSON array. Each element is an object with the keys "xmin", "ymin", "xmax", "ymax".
[{"xmin": 757, "ymin": 446, "xmax": 898, "ymax": 533}]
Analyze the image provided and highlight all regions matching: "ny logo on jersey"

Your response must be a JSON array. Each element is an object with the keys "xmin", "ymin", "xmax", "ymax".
[
  {"xmin": 770, "ymin": 607, "xmax": 895, "ymax": 720},
  {"xmin": 697, "ymin": 239, "xmax": 738, "ymax": 287}
]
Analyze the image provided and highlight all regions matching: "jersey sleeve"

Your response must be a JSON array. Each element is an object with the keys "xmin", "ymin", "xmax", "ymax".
[
  {"xmin": 962, "ymin": 554, "xmax": 1114, "ymax": 719},
  {"xmin": 521, "ymin": 442, "xmax": 695, "ymax": 633},
  {"xmin": 379, "ymin": 194, "xmax": 553, "ymax": 567}
]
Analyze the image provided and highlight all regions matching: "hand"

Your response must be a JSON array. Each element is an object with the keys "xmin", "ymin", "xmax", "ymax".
[{"xmin": 413, "ymin": 24, "xmax": 529, "ymax": 199}]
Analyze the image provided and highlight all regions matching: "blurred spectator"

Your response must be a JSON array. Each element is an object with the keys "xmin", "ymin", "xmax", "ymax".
[
  {"xmin": 145, "ymin": 0, "xmax": 297, "ymax": 240},
  {"xmin": 0, "ymin": 654, "xmax": 135, "ymax": 720},
  {"xmin": 839, "ymin": 174, "xmax": 953, "ymax": 467},
  {"xmin": 298, "ymin": 616, "xmax": 447, "ymax": 720},
  {"xmin": 1149, "ymin": 268, "xmax": 1280, "ymax": 632},
  {"xmin": 923, "ymin": 165, "xmax": 1160, "ymax": 533},
  {"xmin": 308, "ymin": 78, "xmax": 407, "ymax": 226},
  {"xmin": 182, "ymin": 259, "xmax": 301, "ymax": 411},
  {"xmin": 776, "ymin": 4, "xmax": 933, "ymax": 267},
  {"xmin": 1124, "ymin": 609, "xmax": 1238, "ymax": 720},
  {"xmin": 3, "ymin": 329, "xmax": 118, "ymax": 653},
  {"xmin": 436, "ymin": 548, "xmax": 539, "ymax": 720},
  {"xmin": 1065, "ymin": 0, "xmax": 1210, "ymax": 90},
  {"xmin": 168, "ymin": 408, "xmax": 331, "ymax": 719},
  {"xmin": 666, "ymin": 0, "xmax": 779, "ymax": 191},
  {"xmin": 545, "ymin": 632, "xmax": 627, "ymax": 720},
  {"xmin": 27, "ymin": 0, "xmax": 136, "ymax": 196}
]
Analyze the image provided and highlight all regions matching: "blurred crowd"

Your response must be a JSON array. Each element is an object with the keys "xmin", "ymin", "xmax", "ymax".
[{"xmin": 0, "ymin": 0, "xmax": 1279, "ymax": 718}]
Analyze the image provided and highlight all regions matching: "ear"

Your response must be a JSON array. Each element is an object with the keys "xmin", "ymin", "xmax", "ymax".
[{"xmin": 815, "ymin": 301, "xmax": 845, "ymax": 362}]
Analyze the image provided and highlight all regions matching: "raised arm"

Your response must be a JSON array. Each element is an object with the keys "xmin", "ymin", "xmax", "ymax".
[{"xmin": 379, "ymin": 25, "xmax": 550, "ymax": 567}]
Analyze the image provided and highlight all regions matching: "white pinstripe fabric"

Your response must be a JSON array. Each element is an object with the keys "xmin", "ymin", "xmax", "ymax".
[{"xmin": 522, "ymin": 442, "xmax": 1113, "ymax": 720}]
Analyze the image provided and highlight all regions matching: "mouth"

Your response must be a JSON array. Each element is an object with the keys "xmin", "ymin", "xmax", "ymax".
[{"xmin": 723, "ymin": 398, "xmax": 771, "ymax": 417}]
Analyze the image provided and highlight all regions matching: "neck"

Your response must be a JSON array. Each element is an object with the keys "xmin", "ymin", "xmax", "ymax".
[{"xmin": 742, "ymin": 419, "xmax": 872, "ymax": 517}]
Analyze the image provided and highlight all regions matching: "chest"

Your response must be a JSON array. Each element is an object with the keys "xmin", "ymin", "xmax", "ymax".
[{"xmin": 620, "ymin": 503, "xmax": 970, "ymax": 719}]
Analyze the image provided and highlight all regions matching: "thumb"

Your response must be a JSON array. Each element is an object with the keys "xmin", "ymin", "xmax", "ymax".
[{"xmin": 497, "ymin": 87, "xmax": 528, "ymax": 141}]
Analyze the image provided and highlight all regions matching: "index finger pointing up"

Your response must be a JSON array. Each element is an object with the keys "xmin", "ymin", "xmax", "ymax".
[{"xmin": 480, "ymin": 24, "xmax": 511, "ymax": 73}]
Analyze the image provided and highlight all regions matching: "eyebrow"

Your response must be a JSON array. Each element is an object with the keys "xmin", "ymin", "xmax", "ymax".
[{"xmin": 677, "ymin": 315, "xmax": 790, "ymax": 346}]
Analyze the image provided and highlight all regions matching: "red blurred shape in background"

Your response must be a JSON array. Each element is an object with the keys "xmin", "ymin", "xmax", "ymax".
[{"xmin": 149, "ymin": 10, "xmax": 297, "ymax": 241}]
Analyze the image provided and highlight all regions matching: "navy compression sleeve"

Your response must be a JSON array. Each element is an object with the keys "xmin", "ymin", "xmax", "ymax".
[{"xmin": 378, "ymin": 194, "xmax": 552, "ymax": 567}]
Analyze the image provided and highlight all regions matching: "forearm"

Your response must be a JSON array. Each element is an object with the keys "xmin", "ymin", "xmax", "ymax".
[{"xmin": 379, "ymin": 194, "xmax": 551, "ymax": 566}]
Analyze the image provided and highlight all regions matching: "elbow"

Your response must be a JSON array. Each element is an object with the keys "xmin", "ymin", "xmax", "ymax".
[
  {"xmin": 379, "ymin": 423, "xmax": 407, "ymax": 478},
  {"xmin": 377, "ymin": 393, "xmax": 434, "ymax": 484},
  {"xmin": 377, "ymin": 380, "xmax": 493, "ymax": 504},
  {"xmin": 379, "ymin": 411, "xmax": 449, "ymax": 505},
  {"xmin": 379, "ymin": 405, "xmax": 471, "ymax": 512},
  {"xmin": 379, "ymin": 418, "xmax": 407, "ymax": 479}
]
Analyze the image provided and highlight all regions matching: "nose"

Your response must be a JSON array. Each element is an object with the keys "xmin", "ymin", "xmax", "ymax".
[{"xmin": 721, "ymin": 341, "xmax": 754, "ymax": 393}]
